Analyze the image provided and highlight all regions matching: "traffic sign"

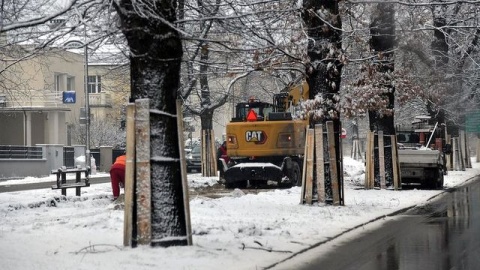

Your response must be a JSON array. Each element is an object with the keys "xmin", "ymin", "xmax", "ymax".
[
  {"xmin": 63, "ymin": 91, "xmax": 76, "ymax": 104},
  {"xmin": 466, "ymin": 110, "xmax": 480, "ymax": 132},
  {"xmin": 246, "ymin": 109, "xmax": 258, "ymax": 121}
]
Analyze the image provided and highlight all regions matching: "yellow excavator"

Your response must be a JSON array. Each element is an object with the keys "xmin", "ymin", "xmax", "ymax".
[{"xmin": 220, "ymin": 80, "xmax": 309, "ymax": 188}]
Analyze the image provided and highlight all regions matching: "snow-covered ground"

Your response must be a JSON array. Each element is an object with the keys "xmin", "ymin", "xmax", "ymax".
[{"xmin": 0, "ymin": 157, "xmax": 479, "ymax": 270}]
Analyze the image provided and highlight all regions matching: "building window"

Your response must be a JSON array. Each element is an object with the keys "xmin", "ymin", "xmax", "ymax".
[
  {"xmin": 67, "ymin": 76, "xmax": 75, "ymax": 91},
  {"xmin": 64, "ymin": 40, "xmax": 83, "ymax": 49},
  {"xmin": 55, "ymin": 74, "xmax": 62, "ymax": 93},
  {"xmin": 55, "ymin": 74, "xmax": 75, "ymax": 99},
  {"xmin": 88, "ymin": 75, "xmax": 101, "ymax": 93}
]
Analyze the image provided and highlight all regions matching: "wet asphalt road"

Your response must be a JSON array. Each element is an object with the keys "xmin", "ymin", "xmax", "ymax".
[{"xmin": 273, "ymin": 177, "xmax": 480, "ymax": 270}]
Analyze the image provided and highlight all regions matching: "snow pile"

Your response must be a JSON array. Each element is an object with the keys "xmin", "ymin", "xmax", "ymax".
[
  {"xmin": 343, "ymin": 157, "xmax": 366, "ymax": 186},
  {"xmin": 187, "ymin": 174, "xmax": 219, "ymax": 189}
]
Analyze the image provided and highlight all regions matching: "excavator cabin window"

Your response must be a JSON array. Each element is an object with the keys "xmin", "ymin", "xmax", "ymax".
[{"xmin": 231, "ymin": 101, "xmax": 274, "ymax": 122}]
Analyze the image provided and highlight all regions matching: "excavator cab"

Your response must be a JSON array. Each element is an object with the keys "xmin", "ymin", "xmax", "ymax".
[{"xmin": 231, "ymin": 99, "xmax": 274, "ymax": 122}]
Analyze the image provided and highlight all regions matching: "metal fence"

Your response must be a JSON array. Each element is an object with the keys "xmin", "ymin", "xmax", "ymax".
[
  {"xmin": 1, "ymin": 145, "xmax": 123, "ymax": 172},
  {"xmin": 0, "ymin": 145, "xmax": 121, "ymax": 178},
  {"xmin": 0, "ymin": 145, "xmax": 43, "ymax": 159}
]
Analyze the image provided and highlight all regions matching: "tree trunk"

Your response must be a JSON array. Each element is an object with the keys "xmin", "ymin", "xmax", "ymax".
[
  {"xmin": 198, "ymin": 45, "xmax": 217, "ymax": 176},
  {"xmin": 302, "ymin": 0, "xmax": 343, "ymax": 203},
  {"xmin": 368, "ymin": 3, "xmax": 395, "ymax": 186},
  {"xmin": 113, "ymin": 0, "xmax": 188, "ymax": 247},
  {"xmin": 429, "ymin": 6, "xmax": 449, "ymax": 132},
  {"xmin": 200, "ymin": 111, "xmax": 217, "ymax": 176}
]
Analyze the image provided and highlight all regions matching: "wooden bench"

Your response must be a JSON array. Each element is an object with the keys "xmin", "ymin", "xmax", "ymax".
[{"xmin": 51, "ymin": 167, "xmax": 90, "ymax": 196}]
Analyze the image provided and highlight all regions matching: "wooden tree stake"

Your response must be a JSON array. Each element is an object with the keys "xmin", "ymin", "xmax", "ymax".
[
  {"xmin": 304, "ymin": 129, "xmax": 314, "ymax": 204},
  {"xmin": 390, "ymin": 135, "xmax": 401, "ymax": 190},
  {"xmin": 326, "ymin": 121, "xmax": 340, "ymax": 205},
  {"xmin": 135, "ymin": 99, "xmax": 152, "ymax": 245},
  {"xmin": 176, "ymin": 100, "xmax": 192, "ymax": 245},
  {"xmin": 210, "ymin": 129, "xmax": 218, "ymax": 176},
  {"xmin": 378, "ymin": 131, "xmax": 386, "ymax": 189},
  {"xmin": 300, "ymin": 130, "xmax": 309, "ymax": 204},
  {"xmin": 315, "ymin": 124, "xmax": 325, "ymax": 203},
  {"xmin": 365, "ymin": 131, "xmax": 374, "ymax": 189},
  {"xmin": 124, "ymin": 104, "xmax": 136, "ymax": 247}
]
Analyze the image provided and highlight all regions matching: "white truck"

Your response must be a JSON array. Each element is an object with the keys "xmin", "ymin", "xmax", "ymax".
[
  {"xmin": 396, "ymin": 116, "xmax": 449, "ymax": 189},
  {"xmin": 397, "ymin": 147, "xmax": 445, "ymax": 189}
]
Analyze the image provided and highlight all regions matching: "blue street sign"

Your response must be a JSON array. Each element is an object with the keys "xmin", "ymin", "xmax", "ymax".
[{"xmin": 63, "ymin": 91, "xmax": 76, "ymax": 104}]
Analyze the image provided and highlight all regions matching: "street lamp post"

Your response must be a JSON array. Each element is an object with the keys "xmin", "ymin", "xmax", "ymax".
[{"xmin": 84, "ymin": 28, "xmax": 91, "ymax": 171}]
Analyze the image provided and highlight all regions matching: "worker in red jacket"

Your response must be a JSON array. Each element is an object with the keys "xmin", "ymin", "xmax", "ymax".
[
  {"xmin": 110, "ymin": 154, "xmax": 126, "ymax": 200},
  {"xmin": 217, "ymin": 141, "xmax": 229, "ymax": 164},
  {"xmin": 217, "ymin": 141, "xmax": 229, "ymax": 180}
]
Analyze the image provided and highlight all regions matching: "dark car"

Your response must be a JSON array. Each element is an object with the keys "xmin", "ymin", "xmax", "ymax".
[{"xmin": 186, "ymin": 145, "xmax": 201, "ymax": 173}]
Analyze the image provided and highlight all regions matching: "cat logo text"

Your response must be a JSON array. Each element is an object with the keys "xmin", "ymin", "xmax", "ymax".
[{"xmin": 245, "ymin": 130, "xmax": 267, "ymax": 144}]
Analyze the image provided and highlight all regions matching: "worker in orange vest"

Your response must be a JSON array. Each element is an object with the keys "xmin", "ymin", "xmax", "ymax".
[{"xmin": 110, "ymin": 154, "xmax": 126, "ymax": 200}]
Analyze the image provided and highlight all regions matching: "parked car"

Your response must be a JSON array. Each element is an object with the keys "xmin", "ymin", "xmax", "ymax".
[{"xmin": 186, "ymin": 145, "xmax": 201, "ymax": 173}]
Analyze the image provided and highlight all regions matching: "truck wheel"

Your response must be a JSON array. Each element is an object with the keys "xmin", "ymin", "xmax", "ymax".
[{"xmin": 292, "ymin": 162, "xmax": 302, "ymax": 186}]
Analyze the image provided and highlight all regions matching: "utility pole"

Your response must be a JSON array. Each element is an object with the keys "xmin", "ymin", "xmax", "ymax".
[{"xmin": 84, "ymin": 27, "xmax": 91, "ymax": 171}]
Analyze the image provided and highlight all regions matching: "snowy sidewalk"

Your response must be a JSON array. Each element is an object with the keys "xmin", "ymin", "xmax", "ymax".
[{"xmin": 0, "ymin": 157, "xmax": 479, "ymax": 270}]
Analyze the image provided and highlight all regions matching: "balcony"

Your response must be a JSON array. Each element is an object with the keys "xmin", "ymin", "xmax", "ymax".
[
  {"xmin": 0, "ymin": 92, "xmax": 67, "ymax": 108},
  {"xmin": 89, "ymin": 92, "xmax": 112, "ymax": 108},
  {"xmin": 0, "ymin": 91, "xmax": 112, "ymax": 109}
]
